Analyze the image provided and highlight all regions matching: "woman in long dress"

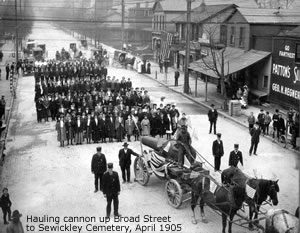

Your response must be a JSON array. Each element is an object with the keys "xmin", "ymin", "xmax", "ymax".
[{"xmin": 141, "ymin": 115, "xmax": 150, "ymax": 136}]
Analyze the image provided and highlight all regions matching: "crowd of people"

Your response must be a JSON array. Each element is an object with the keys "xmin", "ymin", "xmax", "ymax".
[
  {"xmin": 33, "ymin": 52, "xmax": 184, "ymax": 147},
  {"xmin": 248, "ymin": 108, "xmax": 300, "ymax": 148}
]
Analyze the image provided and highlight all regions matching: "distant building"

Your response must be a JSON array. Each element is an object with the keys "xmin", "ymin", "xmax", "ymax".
[
  {"xmin": 269, "ymin": 26, "xmax": 300, "ymax": 110},
  {"xmin": 127, "ymin": 2, "xmax": 153, "ymax": 48}
]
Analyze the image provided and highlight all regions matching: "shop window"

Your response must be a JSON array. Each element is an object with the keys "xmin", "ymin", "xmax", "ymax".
[
  {"xmin": 263, "ymin": 75, "xmax": 268, "ymax": 88},
  {"xmin": 296, "ymin": 43, "xmax": 300, "ymax": 63},
  {"xmin": 230, "ymin": 26, "xmax": 235, "ymax": 45},
  {"xmin": 239, "ymin": 27, "xmax": 245, "ymax": 48}
]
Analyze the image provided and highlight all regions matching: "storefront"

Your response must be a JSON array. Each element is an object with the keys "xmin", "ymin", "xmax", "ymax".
[{"xmin": 270, "ymin": 34, "xmax": 300, "ymax": 110}]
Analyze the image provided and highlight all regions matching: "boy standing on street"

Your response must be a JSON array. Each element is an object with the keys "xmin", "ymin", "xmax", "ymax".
[{"xmin": 0, "ymin": 187, "xmax": 12, "ymax": 224}]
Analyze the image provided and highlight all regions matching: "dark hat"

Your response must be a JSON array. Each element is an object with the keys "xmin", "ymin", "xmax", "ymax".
[
  {"xmin": 12, "ymin": 210, "xmax": 22, "ymax": 219},
  {"xmin": 122, "ymin": 142, "xmax": 129, "ymax": 147},
  {"xmin": 2, "ymin": 187, "xmax": 8, "ymax": 192},
  {"xmin": 96, "ymin": 147, "xmax": 102, "ymax": 152},
  {"xmin": 107, "ymin": 163, "xmax": 113, "ymax": 169},
  {"xmin": 211, "ymin": 104, "xmax": 215, "ymax": 107},
  {"xmin": 216, "ymin": 133, "xmax": 222, "ymax": 137},
  {"xmin": 234, "ymin": 144, "xmax": 239, "ymax": 148}
]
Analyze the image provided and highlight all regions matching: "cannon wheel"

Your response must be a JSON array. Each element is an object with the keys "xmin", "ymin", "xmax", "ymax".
[
  {"xmin": 165, "ymin": 179, "xmax": 183, "ymax": 209},
  {"xmin": 133, "ymin": 156, "xmax": 150, "ymax": 186}
]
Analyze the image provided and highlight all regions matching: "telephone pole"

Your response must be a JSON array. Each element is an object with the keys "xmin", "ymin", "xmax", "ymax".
[
  {"xmin": 15, "ymin": 0, "xmax": 19, "ymax": 64},
  {"xmin": 183, "ymin": 0, "xmax": 193, "ymax": 94},
  {"xmin": 121, "ymin": 0, "xmax": 125, "ymax": 49}
]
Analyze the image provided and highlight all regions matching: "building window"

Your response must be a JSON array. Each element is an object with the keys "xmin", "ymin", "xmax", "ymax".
[
  {"xmin": 156, "ymin": 15, "xmax": 159, "ymax": 30},
  {"xmin": 263, "ymin": 75, "xmax": 268, "ymax": 88},
  {"xmin": 181, "ymin": 24, "xmax": 186, "ymax": 40},
  {"xmin": 159, "ymin": 15, "xmax": 162, "ymax": 31},
  {"xmin": 296, "ymin": 43, "xmax": 300, "ymax": 63},
  {"xmin": 230, "ymin": 26, "xmax": 235, "ymax": 45},
  {"xmin": 162, "ymin": 15, "xmax": 165, "ymax": 31},
  {"xmin": 220, "ymin": 25, "xmax": 227, "ymax": 45},
  {"xmin": 239, "ymin": 27, "xmax": 245, "ymax": 47}
]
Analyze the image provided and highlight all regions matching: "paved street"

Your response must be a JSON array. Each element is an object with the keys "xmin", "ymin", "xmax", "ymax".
[{"xmin": 0, "ymin": 22, "xmax": 298, "ymax": 233}]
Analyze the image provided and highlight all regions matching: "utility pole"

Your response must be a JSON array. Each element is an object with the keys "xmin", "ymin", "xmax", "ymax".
[
  {"xmin": 183, "ymin": 0, "xmax": 193, "ymax": 94},
  {"xmin": 121, "ymin": 0, "xmax": 125, "ymax": 49},
  {"xmin": 15, "ymin": 0, "xmax": 19, "ymax": 64}
]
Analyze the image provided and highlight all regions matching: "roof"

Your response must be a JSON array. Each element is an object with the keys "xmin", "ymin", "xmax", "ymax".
[
  {"xmin": 155, "ymin": 0, "xmax": 258, "ymax": 12},
  {"xmin": 237, "ymin": 7, "xmax": 300, "ymax": 25},
  {"xmin": 172, "ymin": 4, "xmax": 235, "ymax": 23},
  {"xmin": 189, "ymin": 47, "xmax": 271, "ymax": 78}
]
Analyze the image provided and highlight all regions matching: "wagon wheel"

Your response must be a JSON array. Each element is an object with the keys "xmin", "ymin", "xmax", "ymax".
[
  {"xmin": 165, "ymin": 179, "xmax": 183, "ymax": 209},
  {"xmin": 133, "ymin": 156, "xmax": 150, "ymax": 186}
]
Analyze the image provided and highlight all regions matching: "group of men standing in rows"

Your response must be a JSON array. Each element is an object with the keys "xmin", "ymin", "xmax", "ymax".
[{"xmin": 33, "ymin": 55, "xmax": 185, "ymax": 147}]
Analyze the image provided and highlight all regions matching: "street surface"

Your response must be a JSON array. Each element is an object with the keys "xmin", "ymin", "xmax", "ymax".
[{"xmin": 0, "ymin": 22, "xmax": 298, "ymax": 233}]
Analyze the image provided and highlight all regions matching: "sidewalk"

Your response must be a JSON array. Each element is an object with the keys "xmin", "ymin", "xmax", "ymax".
[{"xmin": 0, "ymin": 40, "xmax": 16, "ymax": 161}]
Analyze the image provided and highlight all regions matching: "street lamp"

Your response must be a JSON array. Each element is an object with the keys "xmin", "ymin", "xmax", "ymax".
[{"xmin": 183, "ymin": 0, "xmax": 194, "ymax": 94}]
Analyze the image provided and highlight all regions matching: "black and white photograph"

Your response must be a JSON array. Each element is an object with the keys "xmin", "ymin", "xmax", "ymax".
[{"xmin": 0, "ymin": 0, "xmax": 299, "ymax": 232}]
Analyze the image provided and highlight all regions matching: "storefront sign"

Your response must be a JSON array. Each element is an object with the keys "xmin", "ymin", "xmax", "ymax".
[{"xmin": 269, "ymin": 38, "xmax": 300, "ymax": 109}]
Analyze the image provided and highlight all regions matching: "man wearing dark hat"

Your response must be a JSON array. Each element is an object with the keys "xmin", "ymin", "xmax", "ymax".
[
  {"xmin": 208, "ymin": 104, "xmax": 218, "ymax": 134},
  {"xmin": 6, "ymin": 210, "xmax": 24, "ymax": 233},
  {"xmin": 176, "ymin": 125, "xmax": 195, "ymax": 168},
  {"xmin": 229, "ymin": 144, "xmax": 243, "ymax": 167},
  {"xmin": 212, "ymin": 133, "xmax": 224, "ymax": 171},
  {"xmin": 118, "ymin": 142, "xmax": 139, "ymax": 183},
  {"xmin": 91, "ymin": 147, "xmax": 107, "ymax": 192},
  {"xmin": 102, "ymin": 163, "xmax": 121, "ymax": 218},
  {"xmin": 249, "ymin": 123, "xmax": 261, "ymax": 156}
]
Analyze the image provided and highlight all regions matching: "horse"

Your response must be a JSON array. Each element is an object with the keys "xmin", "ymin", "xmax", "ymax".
[
  {"xmin": 265, "ymin": 209, "xmax": 299, "ymax": 233},
  {"xmin": 191, "ymin": 174, "xmax": 247, "ymax": 233},
  {"xmin": 221, "ymin": 167, "xmax": 280, "ymax": 229}
]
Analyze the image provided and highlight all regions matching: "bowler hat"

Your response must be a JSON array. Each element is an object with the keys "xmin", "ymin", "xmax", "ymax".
[
  {"xmin": 96, "ymin": 147, "xmax": 102, "ymax": 152},
  {"xmin": 122, "ymin": 142, "xmax": 129, "ymax": 147},
  {"xmin": 12, "ymin": 210, "xmax": 22, "ymax": 219},
  {"xmin": 216, "ymin": 133, "xmax": 222, "ymax": 137},
  {"xmin": 234, "ymin": 144, "xmax": 239, "ymax": 148},
  {"xmin": 107, "ymin": 163, "xmax": 113, "ymax": 169}
]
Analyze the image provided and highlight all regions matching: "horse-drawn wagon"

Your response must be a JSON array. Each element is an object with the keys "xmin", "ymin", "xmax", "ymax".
[
  {"xmin": 133, "ymin": 136, "xmax": 296, "ymax": 233},
  {"xmin": 133, "ymin": 136, "xmax": 213, "ymax": 208}
]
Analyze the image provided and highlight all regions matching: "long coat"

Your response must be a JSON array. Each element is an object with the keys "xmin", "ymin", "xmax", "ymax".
[
  {"xmin": 125, "ymin": 119, "xmax": 135, "ymax": 135},
  {"xmin": 115, "ymin": 116, "xmax": 124, "ymax": 140},
  {"xmin": 118, "ymin": 148, "xmax": 139, "ymax": 168},
  {"xmin": 106, "ymin": 117, "xmax": 115, "ymax": 138},
  {"xmin": 56, "ymin": 120, "xmax": 67, "ymax": 142},
  {"xmin": 102, "ymin": 171, "xmax": 120, "ymax": 196},
  {"xmin": 141, "ymin": 118, "xmax": 150, "ymax": 136},
  {"xmin": 228, "ymin": 150, "xmax": 243, "ymax": 167},
  {"xmin": 212, "ymin": 140, "xmax": 224, "ymax": 157},
  {"xmin": 250, "ymin": 127, "xmax": 261, "ymax": 143}
]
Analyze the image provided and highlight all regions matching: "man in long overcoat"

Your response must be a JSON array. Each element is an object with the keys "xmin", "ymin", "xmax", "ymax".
[
  {"xmin": 102, "ymin": 163, "xmax": 120, "ymax": 218},
  {"xmin": 118, "ymin": 142, "xmax": 139, "ymax": 183},
  {"xmin": 212, "ymin": 133, "xmax": 224, "ymax": 171},
  {"xmin": 229, "ymin": 144, "xmax": 243, "ymax": 167},
  {"xmin": 249, "ymin": 123, "xmax": 261, "ymax": 156},
  {"xmin": 208, "ymin": 104, "xmax": 218, "ymax": 134},
  {"xmin": 106, "ymin": 113, "xmax": 115, "ymax": 142},
  {"xmin": 125, "ymin": 115, "xmax": 135, "ymax": 142},
  {"xmin": 91, "ymin": 147, "xmax": 107, "ymax": 192}
]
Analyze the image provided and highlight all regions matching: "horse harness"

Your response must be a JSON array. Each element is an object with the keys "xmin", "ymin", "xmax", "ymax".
[{"xmin": 270, "ymin": 209, "xmax": 295, "ymax": 233}]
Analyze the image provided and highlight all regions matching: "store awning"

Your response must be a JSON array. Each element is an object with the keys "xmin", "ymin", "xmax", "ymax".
[{"xmin": 189, "ymin": 47, "xmax": 271, "ymax": 78}]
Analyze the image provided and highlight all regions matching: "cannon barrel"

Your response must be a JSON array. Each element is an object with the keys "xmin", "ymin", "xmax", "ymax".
[{"xmin": 141, "ymin": 136, "xmax": 167, "ymax": 151}]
